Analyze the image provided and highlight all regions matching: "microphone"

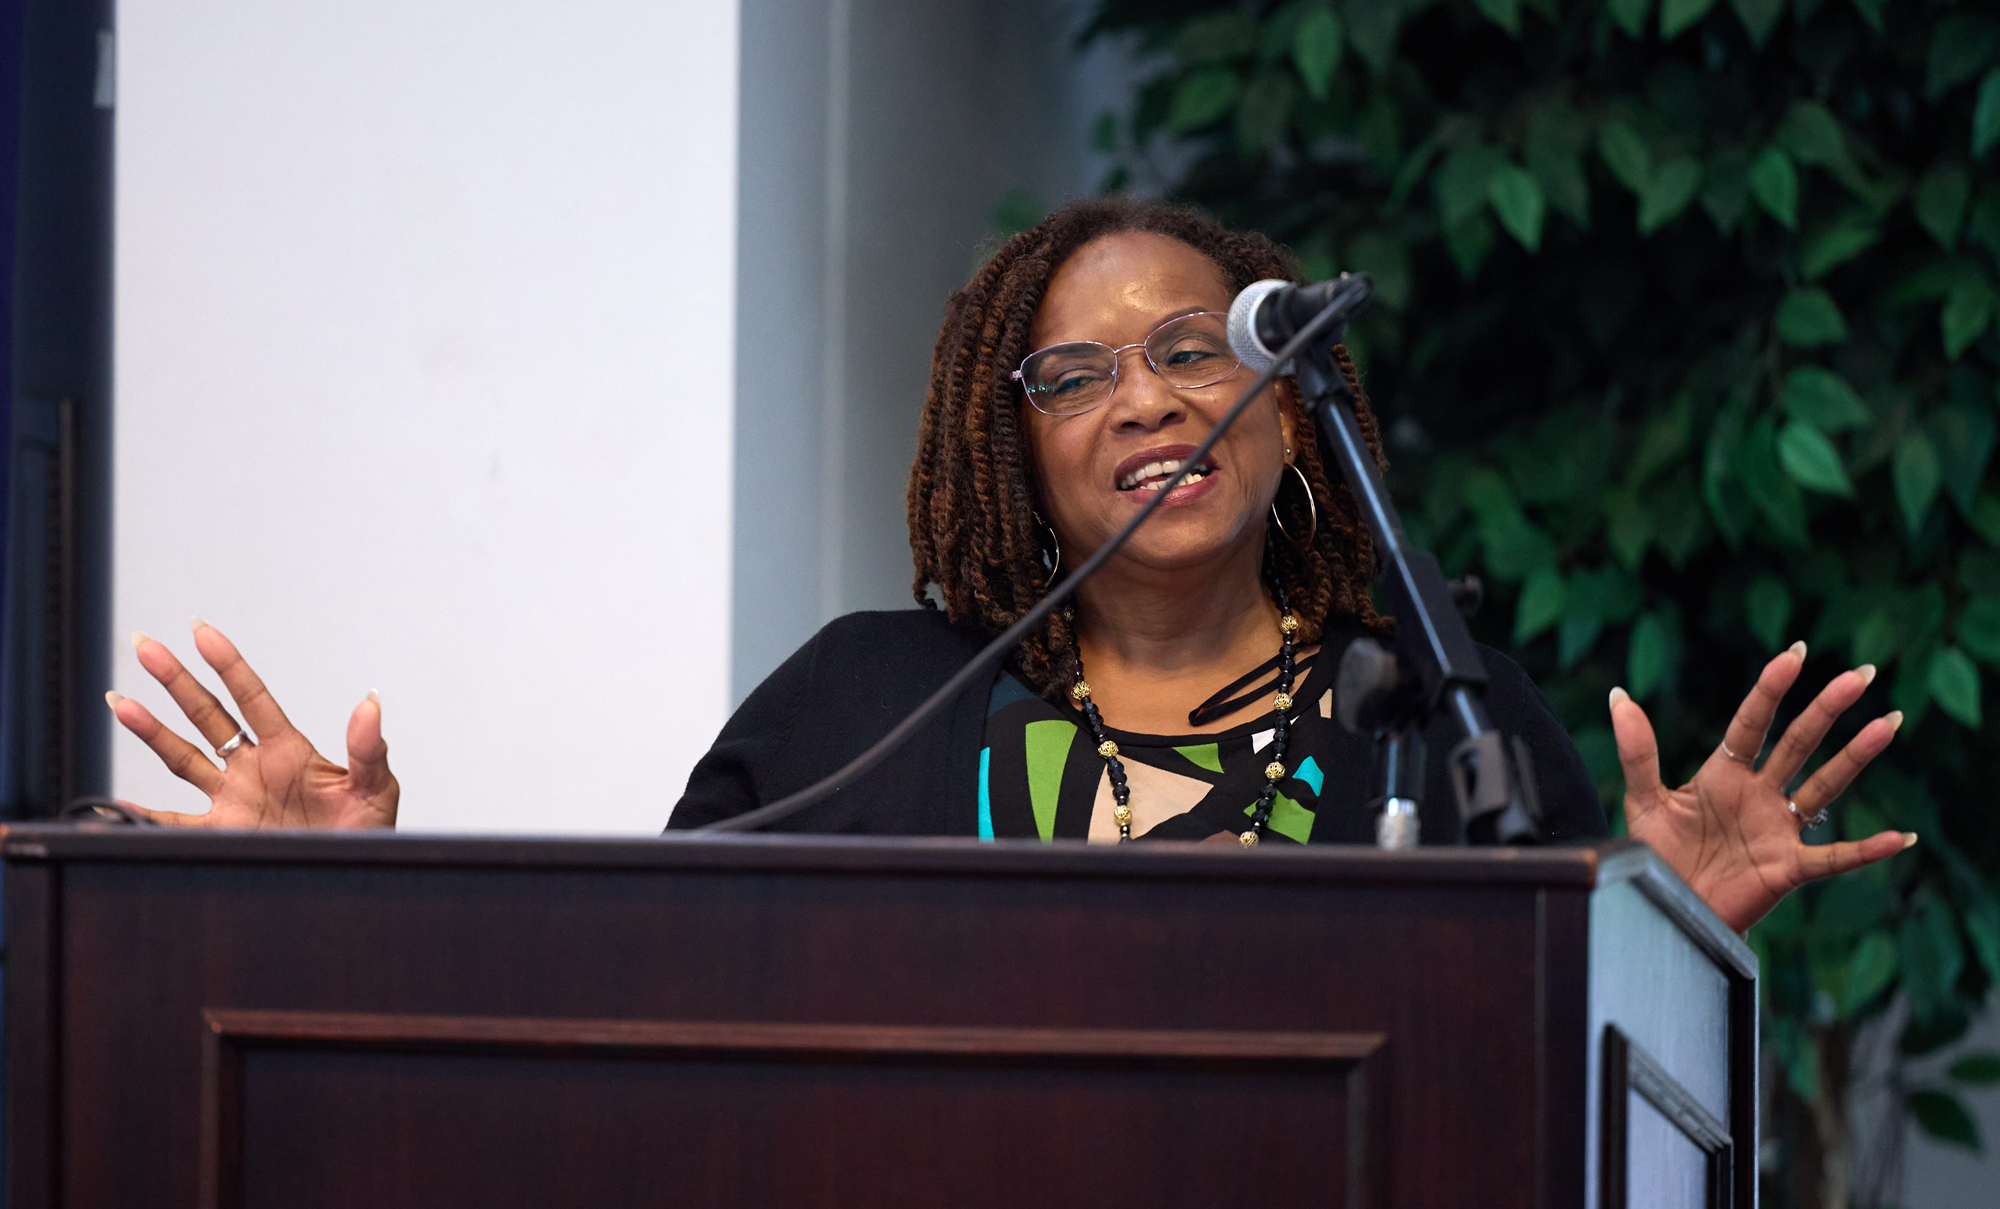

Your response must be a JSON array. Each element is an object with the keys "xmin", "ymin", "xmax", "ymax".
[{"xmin": 1227, "ymin": 275, "xmax": 1375, "ymax": 372}]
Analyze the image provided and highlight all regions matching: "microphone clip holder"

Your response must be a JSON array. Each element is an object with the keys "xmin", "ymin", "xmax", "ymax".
[{"xmin": 1293, "ymin": 323, "xmax": 1541, "ymax": 847}]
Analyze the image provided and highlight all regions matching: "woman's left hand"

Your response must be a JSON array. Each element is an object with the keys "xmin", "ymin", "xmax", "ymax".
[{"xmin": 1610, "ymin": 641, "xmax": 1915, "ymax": 933}]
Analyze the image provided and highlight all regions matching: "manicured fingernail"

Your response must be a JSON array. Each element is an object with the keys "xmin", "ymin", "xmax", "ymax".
[
  {"xmin": 1788, "ymin": 640, "xmax": 1807, "ymax": 660},
  {"xmin": 190, "ymin": 615, "xmax": 209, "ymax": 632},
  {"xmin": 131, "ymin": 630, "xmax": 150, "ymax": 650},
  {"xmin": 104, "ymin": 690, "xmax": 123, "ymax": 709},
  {"xmin": 1887, "ymin": 710, "xmax": 1905, "ymax": 732},
  {"xmin": 1856, "ymin": 664, "xmax": 1877, "ymax": 685},
  {"xmin": 1902, "ymin": 832, "xmax": 1919, "ymax": 849},
  {"xmin": 1609, "ymin": 686, "xmax": 1631, "ymax": 708},
  {"xmin": 367, "ymin": 689, "xmax": 380, "ymax": 705}
]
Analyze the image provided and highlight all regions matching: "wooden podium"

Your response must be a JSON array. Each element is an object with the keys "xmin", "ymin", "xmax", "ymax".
[{"xmin": 0, "ymin": 827, "xmax": 1754, "ymax": 1208}]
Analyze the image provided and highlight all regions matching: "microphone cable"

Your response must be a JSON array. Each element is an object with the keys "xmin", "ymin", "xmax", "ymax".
[{"xmin": 699, "ymin": 300, "xmax": 1357, "ymax": 834}]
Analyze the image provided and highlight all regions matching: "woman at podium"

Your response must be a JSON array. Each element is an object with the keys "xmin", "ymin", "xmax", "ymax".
[{"xmin": 103, "ymin": 199, "xmax": 1914, "ymax": 932}]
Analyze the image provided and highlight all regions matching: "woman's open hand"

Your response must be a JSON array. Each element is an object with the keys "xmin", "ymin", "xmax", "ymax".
[
  {"xmin": 106, "ymin": 619, "xmax": 398, "ymax": 829},
  {"xmin": 1610, "ymin": 642, "xmax": 1912, "ymax": 933}
]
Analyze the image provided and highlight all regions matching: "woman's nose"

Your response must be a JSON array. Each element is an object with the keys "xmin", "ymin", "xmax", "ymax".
[{"xmin": 1109, "ymin": 349, "xmax": 1186, "ymax": 430}]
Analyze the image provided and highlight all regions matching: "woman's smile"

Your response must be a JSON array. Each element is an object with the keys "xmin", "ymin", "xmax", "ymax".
[{"xmin": 1111, "ymin": 444, "xmax": 1220, "ymax": 505}]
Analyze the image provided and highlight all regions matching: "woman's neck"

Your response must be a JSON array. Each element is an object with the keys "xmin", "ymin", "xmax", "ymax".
[{"xmin": 1067, "ymin": 542, "xmax": 1291, "ymax": 734}]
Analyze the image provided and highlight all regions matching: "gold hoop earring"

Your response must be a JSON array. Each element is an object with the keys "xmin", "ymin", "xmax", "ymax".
[
  {"xmin": 1269, "ymin": 463, "xmax": 1317, "ymax": 551},
  {"xmin": 1033, "ymin": 512, "xmax": 1062, "ymax": 588}
]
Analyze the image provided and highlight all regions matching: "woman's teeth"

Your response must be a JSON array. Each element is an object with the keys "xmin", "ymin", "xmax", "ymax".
[{"xmin": 1118, "ymin": 459, "xmax": 1211, "ymax": 491}]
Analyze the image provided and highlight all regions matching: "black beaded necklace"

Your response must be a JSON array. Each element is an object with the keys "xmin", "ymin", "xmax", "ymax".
[{"xmin": 1067, "ymin": 583, "xmax": 1301, "ymax": 845}]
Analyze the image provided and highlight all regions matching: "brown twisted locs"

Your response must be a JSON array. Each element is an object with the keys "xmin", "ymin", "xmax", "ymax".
[{"xmin": 906, "ymin": 196, "xmax": 1389, "ymax": 699}]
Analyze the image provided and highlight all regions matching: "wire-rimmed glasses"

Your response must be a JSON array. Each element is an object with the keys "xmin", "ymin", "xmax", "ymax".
[{"xmin": 1010, "ymin": 311, "xmax": 1241, "ymax": 416}]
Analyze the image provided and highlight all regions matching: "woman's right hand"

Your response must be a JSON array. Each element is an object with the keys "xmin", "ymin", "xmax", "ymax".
[{"xmin": 106, "ymin": 618, "xmax": 398, "ymax": 829}]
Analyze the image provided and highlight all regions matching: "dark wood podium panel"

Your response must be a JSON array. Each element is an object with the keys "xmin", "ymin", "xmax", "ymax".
[{"xmin": 0, "ymin": 828, "xmax": 1755, "ymax": 1209}]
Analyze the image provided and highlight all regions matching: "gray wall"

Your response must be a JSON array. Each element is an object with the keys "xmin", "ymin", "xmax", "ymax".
[{"xmin": 731, "ymin": 0, "xmax": 1117, "ymax": 702}]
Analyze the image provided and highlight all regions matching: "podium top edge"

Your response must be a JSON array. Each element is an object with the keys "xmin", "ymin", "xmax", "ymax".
[{"xmin": 0, "ymin": 824, "xmax": 1638, "ymax": 888}]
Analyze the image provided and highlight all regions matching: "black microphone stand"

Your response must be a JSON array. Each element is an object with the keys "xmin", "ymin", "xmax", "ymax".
[{"xmin": 1294, "ymin": 303, "xmax": 1542, "ymax": 847}]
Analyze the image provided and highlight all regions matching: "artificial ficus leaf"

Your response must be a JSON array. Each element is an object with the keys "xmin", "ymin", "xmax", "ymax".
[
  {"xmin": 1609, "ymin": 0, "xmax": 1653, "ymax": 39},
  {"xmin": 1734, "ymin": 417, "xmax": 1811, "ymax": 544},
  {"xmin": 1959, "ymin": 598, "xmax": 2000, "ymax": 665},
  {"xmin": 1173, "ymin": 13, "xmax": 1259, "ymax": 65},
  {"xmin": 1526, "ymin": 104, "xmax": 1591, "ymax": 227},
  {"xmin": 1700, "ymin": 147, "xmax": 1751, "ymax": 233},
  {"xmin": 1929, "ymin": 645, "xmax": 1983, "ymax": 727},
  {"xmin": 1293, "ymin": 6, "xmax": 1343, "ymax": 101},
  {"xmin": 1234, "ymin": 72, "xmax": 1295, "ymax": 155},
  {"xmin": 1487, "ymin": 162, "xmax": 1546, "ymax": 251},
  {"xmin": 1731, "ymin": 0, "xmax": 1784, "ymax": 48},
  {"xmin": 1638, "ymin": 157, "xmax": 1702, "ymax": 234},
  {"xmin": 1915, "ymin": 164, "xmax": 1972, "ymax": 249},
  {"xmin": 1472, "ymin": 0, "xmax": 1520, "ymax": 36},
  {"xmin": 1598, "ymin": 121, "xmax": 1651, "ymax": 194},
  {"xmin": 1968, "ymin": 895, "xmax": 2000, "ymax": 985},
  {"xmin": 1775, "ymin": 288, "xmax": 1849, "ymax": 347},
  {"xmin": 1801, "ymin": 220, "xmax": 1879, "ymax": 280},
  {"xmin": 1627, "ymin": 611, "xmax": 1673, "ymax": 697},
  {"xmin": 1813, "ymin": 874, "xmax": 1894, "ymax": 938},
  {"xmin": 1435, "ymin": 143, "xmax": 1504, "ymax": 228},
  {"xmin": 1659, "ymin": 0, "xmax": 1721, "ymax": 40},
  {"xmin": 1167, "ymin": 67, "xmax": 1241, "ymax": 131},
  {"xmin": 1346, "ymin": 229, "xmax": 1411, "ymax": 309},
  {"xmin": 1605, "ymin": 488, "xmax": 1653, "ymax": 568},
  {"xmin": 1904, "ymin": 896, "xmax": 1969, "ymax": 1022},
  {"xmin": 1927, "ymin": 10, "xmax": 2000, "ymax": 98},
  {"xmin": 1970, "ymin": 492, "xmax": 2000, "ymax": 546},
  {"xmin": 1908, "ymin": 1091, "xmax": 1980, "ymax": 1149},
  {"xmin": 1930, "ymin": 401, "xmax": 1997, "ymax": 510},
  {"xmin": 1747, "ymin": 146, "xmax": 1799, "ymax": 228},
  {"xmin": 1776, "ymin": 100, "xmax": 1853, "ymax": 172},
  {"xmin": 1943, "ymin": 279, "xmax": 1996, "ymax": 358},
  {"xmin": 1342, "ymin": 0, "xmax": 1402, "ymax": 76},
  {"xmin": 1839, "ymin": 929, "xmax": 1899, "ymax": 1015},
  {"xmin": 1853, "ymin": 608, "xmax": 1900, "ymax": 669},
  {"xmin": 1745, "ymin": 573, "xmax": 1793, "ymax": 651},
  {"xmin": 1444, "ymin": 214, "xmax": 1496, "ymax": 279},
  {"xmin": 1949, "ymin": 1052, "xmax": 2000, "ymax": 1085},
  {"xmin": 1779, "ymin": 366, "xmax": 1872, "ymax": 430},
  {"xmin": 1513, "ymin": 563, "xmax": 1566, "ymax": 642},
  {"xmin": 1894, "ymin": 431, "xmax": 1944, "ymax": 537},
  {"xmin": 1977, "ymin": 70, "xmax": 2000, "ymax": 160},
  {"xmin": 1777, "ymin": 420, "xmax": 1854, "ymax": 496}
]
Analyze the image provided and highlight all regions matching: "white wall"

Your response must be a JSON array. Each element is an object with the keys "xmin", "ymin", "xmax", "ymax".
[{"xmin": 112, "ymin": 0, "xmax": 738, "ymax": 832}]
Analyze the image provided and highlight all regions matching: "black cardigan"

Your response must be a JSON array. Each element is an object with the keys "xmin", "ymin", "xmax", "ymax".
[{"xmin": 667, "ymin": 609, "xmax": 1608, "ymax": 844}]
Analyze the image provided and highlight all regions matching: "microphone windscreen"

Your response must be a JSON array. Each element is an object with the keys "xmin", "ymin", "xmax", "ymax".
[{"xmin": 1227, "ymin": 279, "xmax": 1291, "ymax": 373}]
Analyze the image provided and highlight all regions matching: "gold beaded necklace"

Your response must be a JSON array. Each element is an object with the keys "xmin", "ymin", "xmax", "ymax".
[{"xmin": 1067, "ymin": 586, "xmax": 1301, "ymax": 844}]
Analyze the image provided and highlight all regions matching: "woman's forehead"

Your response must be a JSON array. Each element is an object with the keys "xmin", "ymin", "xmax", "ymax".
[{"xmin": 1031, "ymin": 232, "xmax": 1232, "ymax": 348}]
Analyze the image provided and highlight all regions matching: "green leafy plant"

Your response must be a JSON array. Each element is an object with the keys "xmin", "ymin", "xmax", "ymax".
[{"xmin": 1083, "ymin": 0, "xmax": 2000, "ymax": 1202}]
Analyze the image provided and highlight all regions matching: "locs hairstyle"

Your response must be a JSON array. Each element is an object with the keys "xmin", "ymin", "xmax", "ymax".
[{"xmin": 907, "ymin": 196, "xmax": 1387, "ymax": 697}]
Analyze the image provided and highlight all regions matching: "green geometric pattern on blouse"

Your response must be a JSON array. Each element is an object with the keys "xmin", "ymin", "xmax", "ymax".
[
  {"xmin": 1173, "ymin": 742, "xmax": 1224, "ymax": 774},
  {"xmin": 1244, "ymin": 791, "xmax": 1314, "ymax": 843},
  {"xmin": 1023, "ymin": 719, "xmax": 1075, "ymax": 842}
]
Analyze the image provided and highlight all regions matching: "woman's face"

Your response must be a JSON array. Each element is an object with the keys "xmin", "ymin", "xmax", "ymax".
[{"xmin": 1023, "ymin": 231, "xmax": 1296, "ymax": 577}]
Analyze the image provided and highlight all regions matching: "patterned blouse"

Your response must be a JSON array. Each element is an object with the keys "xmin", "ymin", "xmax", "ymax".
[{"xmin": 976, "ymin": 652, "xmax": 1339, "ymax": 844}]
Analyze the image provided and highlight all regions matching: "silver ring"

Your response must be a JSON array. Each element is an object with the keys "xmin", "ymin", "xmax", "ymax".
[
  {"xmin": 1719, "ymin": 740, "xmax": 1753, "ymax": 765},
  {"xmin": 216, "ymin": 728, "xmax": 255, "ymax": 758},
  {"xmin": 1787, "ymin": 799, "xmax": 1828, "ymax": 829}
]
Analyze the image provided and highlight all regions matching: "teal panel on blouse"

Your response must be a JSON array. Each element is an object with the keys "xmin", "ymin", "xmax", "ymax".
[
  {"xmin": 1023, "ymin": 719, "xmax": 1076, "ymax": 842},
  {"xmin": 978, "ymin": 747, "xmax": 994, "ymax": 841},
  {"xmin": 1295, "ymin": 755, "xmax": 1325, "ymax": 796}
]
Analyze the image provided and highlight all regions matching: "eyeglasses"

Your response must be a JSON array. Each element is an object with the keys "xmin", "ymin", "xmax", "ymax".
[{"xmin": 1011, "ymin": 311, "xmax": 1241, "ymax": 416}]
